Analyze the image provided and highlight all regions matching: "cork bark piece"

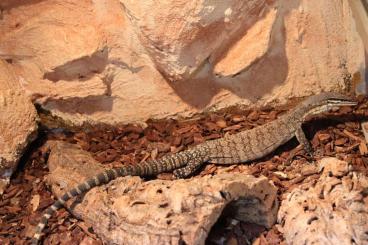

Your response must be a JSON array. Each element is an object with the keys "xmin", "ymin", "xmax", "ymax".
[
  {"xmin": 278, "ymin": 157, "xmax": 368, "ymax": 245},
  {"xmin": 46, "ymin": 141, "xmax": 278, "ymax": 245}
]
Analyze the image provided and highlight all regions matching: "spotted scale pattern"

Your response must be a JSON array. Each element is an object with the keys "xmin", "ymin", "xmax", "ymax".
[{"xmin": 205, "ymin": 115, "xmax": 297, "ymax": 165}]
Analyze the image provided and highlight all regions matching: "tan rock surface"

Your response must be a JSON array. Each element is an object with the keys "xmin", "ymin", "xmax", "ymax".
[
  {"xmin": 0, "ymin": 0, "xmax": 365, "ymax": 126},
  {"xmin": 0, "ymin": 60, "xmax": 38, "ymax": 194},
  {"xmin": 213, "ymin": 7, "xmax": 278, "ymax": 77},
  {"xmin": 46, "ymin": 141, "xmax": 279, "ymax": 245},
  {"xmin": 278, "ymin": 158, "xmax": 368, "ymax": 245}
]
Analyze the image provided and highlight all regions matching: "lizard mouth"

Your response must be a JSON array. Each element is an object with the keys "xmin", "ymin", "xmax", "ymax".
[
  {"xmin": 337, "ymin": 101, "xmax": 358, "ymax": 106},
  {"xmin": 328, "ymin": 99, "xmax": 358, "ymax": 107},
  {"xmin": 330, "ymin": 102, "xmax": 357, "ymax": 112},
  {"xmin": 327, "ymin": 99, "xmax": 357, "ymax": 112}
]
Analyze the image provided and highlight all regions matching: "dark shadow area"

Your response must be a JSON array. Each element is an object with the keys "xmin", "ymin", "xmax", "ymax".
[
  {"xmin": 42, "ymin": 95, "xmax": 115, "ymax": 115},
  {"xmin": 206, "ymin": 197, "xmax": 267, "ymax": 244},
  {"xmin": 363, "ymin": 0, "xmax": 368, "ymax": 13},
  {"xmin": 43, "ymin": 47, "xmax": 109, "ymax": 82},
  {"xmin": 40, "ymin": 48, "xmax": 147, "ymax": 115},
  {"xmin": 41, "ymin": 47, "xmax": 115, "ymax": 114},
  {"xmin": 10, "ymin": 129, "xmax": 47, "ymax": 178},
  {"xmin": 160, "ymin": 67, "xmax": 221, "ymax": 109}
]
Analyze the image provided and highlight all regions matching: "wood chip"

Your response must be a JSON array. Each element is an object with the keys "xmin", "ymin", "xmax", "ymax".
[
  {"xmin": 247, "ymin": 111, "xmax": 259, "ymax": 121},
  {"xmin": 150, "ymin": 148, "xmax": 158, "ymax": 160},
  {"xmin": 200, "ymin": 164, "xmax": 217, "ymax": 176},
  {"xmin": 343, "ymin": 129, "xmax": 363, "ymax": 142},
  {"xmin": 273, "ymin": 171, "xmax": 289, "ymax": 180},
  {"xmin": 223, "ymin": 124, "xmax": 242, "ymax": 132},
  {"xmin": 334, "ymin": 137, "xmax": 348, "ymax": 146},
  {"xmin": 171, "ymin": 136, "xmax": 182, "ymax": 146},
  {"xmin": 140, "ymin": 152, "xmax": 150, "ymax": 162},
  {"xmin": 317, "ymin": 133, "xmax": 331, "ymax": 143},
  {"xmin": 193, "ymin": 133, "xmax": 205, "ymax": 144},
  {"xmin": 232, "ymin": 115, "xmax": 246, "ymax": 123},
  {"xmin": 362, "ymin": 121, "xmax": 368, "ymax": 143},
  {"xmin": 30, "ymin": 194, "xmax": 40, "ymax": 212},
  {"xmin": 175, "ymin": 125, "xmax": 193, "ymax": 134},
  {"xmin": 203, "ymin": 122, "xmax": 220, "ymax": 131},
  {"xmin": 289, "ymin": 175, "xmax": 306, "ymax": 184},
  {"xmin": 215, "ymin": 119, "xmax": 227, "ymax": 128},
  {"xmin": 157, "ymin": 173, "xmax": 174, "ymax": 180},
  {"xmin": 359, "ymin": 142, "xmax": 368, "ymax": 156}
]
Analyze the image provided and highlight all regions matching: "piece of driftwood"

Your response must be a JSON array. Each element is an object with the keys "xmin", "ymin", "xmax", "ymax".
[
  {"xmin": 278, "ymin": 157, "xmax": 368, "ymax": 245},
  {"xmin": 45, "ymin": 141, "xmax": 278, "ymax": 245}
]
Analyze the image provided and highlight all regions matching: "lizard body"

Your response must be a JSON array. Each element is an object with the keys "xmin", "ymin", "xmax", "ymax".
[{"xmin": 32, "ymin": 92, "xmax": 357, "ymax": 244}]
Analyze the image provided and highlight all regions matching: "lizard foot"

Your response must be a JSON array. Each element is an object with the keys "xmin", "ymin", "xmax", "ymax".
[
  {"xmin": 173, "ymin": 160, "xmax": 203, "ymax": 178},
  {"xmin": 285, "ymin": 145, "xmax": 314, "ymax": 165}
]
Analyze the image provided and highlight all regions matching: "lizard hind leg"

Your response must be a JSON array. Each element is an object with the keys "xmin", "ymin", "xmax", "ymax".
[{"xmin": 173, "ymin": 158, "xmax": 205, "ymax": 178}]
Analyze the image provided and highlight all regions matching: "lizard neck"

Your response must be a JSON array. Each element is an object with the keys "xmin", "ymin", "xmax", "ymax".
[{"xmin": 285, "ymin": 100, "xmax": 321, "ymax": 126}]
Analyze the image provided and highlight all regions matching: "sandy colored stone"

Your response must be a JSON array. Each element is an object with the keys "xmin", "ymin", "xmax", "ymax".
[
  {"xmin": 213, "ymin": 7, "xmax": 277, "ymax": 77},
  {"xmin": 0, "ymin": 60, "xmax": 38, "ymax": 194},
  {"xmin": 45, "ymin": 141, "xmax": 279, "ymax": 245},
  {"xmin": 278, "ymin": 158, "xmax": 368, "ymax": 245},
  {"xmin": 0, "ymin": 0, "xmax": 365, "ymax": 126}
]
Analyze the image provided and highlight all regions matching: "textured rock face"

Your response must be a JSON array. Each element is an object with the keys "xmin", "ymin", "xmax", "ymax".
[
  {"xmin": 46, "ymin": 141, "xmax": 279, "ymax": 245},
  {"xmin": 0, "ymin": 60, "xmax": 38, "ymax": 194},
  {"xmin": 0, "ymin": 0, "xmax": 365, "ymax": 126},
  {"xmin": 278, "ymin": 158, "xmax": 368, "ymax": 245},
  {"xmin": 122, "ymin": 0, "xmax": 274, "ymax": 81}
]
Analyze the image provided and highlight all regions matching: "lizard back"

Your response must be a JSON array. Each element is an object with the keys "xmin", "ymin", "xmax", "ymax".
[{"xmin": 205, "ymin": 113, "xmax": 296, "ymax": 164}]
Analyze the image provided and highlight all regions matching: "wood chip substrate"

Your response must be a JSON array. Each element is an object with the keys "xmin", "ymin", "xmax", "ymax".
[{"xmin": 1, "ymin": 96, "xmax": 367, "ymax": 244}]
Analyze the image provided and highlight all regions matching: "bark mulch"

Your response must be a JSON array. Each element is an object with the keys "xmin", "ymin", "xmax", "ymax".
[{"xmin": 1, "ymin": 97, "xmax": 367, "ymax": 245}]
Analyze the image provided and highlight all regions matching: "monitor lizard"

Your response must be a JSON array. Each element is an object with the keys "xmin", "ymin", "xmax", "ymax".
[{"xmin": 32, "ymin": 92, "xmax": 357, "ymax": 244}]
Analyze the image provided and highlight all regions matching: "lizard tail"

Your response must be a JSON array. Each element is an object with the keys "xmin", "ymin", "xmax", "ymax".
[
  {"xmin": 31, "ymin": 165, "xmax": 143, "ymax": 244},
  {"xmin": 31, "ymin": 149, "xmax": 194, "ymax": 244}
]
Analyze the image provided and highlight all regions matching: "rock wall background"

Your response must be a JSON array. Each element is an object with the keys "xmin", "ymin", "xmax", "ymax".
[
  {"xmin": 0, "ymin": 0, "xmax": 365, "ymax": 126},
  {"xmin": 0, "ymin": 60, "xmax": 38, "ymax": 193}
]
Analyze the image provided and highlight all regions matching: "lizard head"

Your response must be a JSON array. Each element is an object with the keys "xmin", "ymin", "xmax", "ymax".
[{"xmin": 300, "ymin": 92, "xmax": 357, "ymax": 118}]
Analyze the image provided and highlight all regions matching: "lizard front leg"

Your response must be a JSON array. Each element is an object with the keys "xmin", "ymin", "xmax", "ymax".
[
  {"xmin": 295, "ymin": 126, "xmax": 313, "ymax": 155},
  {"xmin": 285, "ymin": 126, "xmax": 313, "ymax": 165}
]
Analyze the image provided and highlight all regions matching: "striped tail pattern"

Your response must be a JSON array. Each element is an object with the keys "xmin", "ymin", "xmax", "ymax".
[{"xmin": 32, "ymin": 147, "xmax": 209, "ymax": 245}]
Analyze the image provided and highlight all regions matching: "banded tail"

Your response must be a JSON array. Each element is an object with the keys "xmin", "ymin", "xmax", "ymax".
[{"xmin": 31, "ymin": 150, "xmax": 200, "ymax": 244}]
